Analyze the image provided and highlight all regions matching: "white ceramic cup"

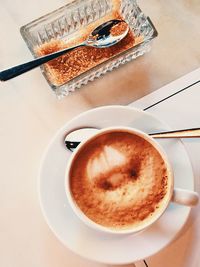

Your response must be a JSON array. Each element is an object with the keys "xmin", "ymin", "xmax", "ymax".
[{"xmin": 65, "ymin": 127, "xmax": 199, "ymax": 235}]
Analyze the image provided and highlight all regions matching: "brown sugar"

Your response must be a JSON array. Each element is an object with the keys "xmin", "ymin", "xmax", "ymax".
[
  {"xmin": 35, "ymin": 1, "xmax": 138, "ymax": 87},
  {"xmin": 110, "ymin": 21, "xmax": 128, "ymax": 36},
  {"xmin": 36, "ymin": 28, "xmax": 135, "ymax": 86},
  {"xmin": 34, "ymin": 0, "xmax": 144, "ymax": 87}
]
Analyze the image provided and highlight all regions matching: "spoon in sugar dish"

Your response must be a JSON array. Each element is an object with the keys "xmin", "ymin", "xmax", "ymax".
[
  {"xmin": 0, "ymin": 20, "xmax": 129, "ymax": 81},
  {"xmin": 64, "ymin": 127, "xmax": 200, "ymax": 152}
]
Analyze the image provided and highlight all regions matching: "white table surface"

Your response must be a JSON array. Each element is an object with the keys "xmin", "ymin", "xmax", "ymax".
[{"xmin": 0, "ymin": 0, "xmax": 200, "ymax": 266}]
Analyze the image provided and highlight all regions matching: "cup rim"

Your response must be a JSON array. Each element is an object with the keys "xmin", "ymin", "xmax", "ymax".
[{"xmin": 65, "ymin": 126, "xmax": 174, "ymax": 235}]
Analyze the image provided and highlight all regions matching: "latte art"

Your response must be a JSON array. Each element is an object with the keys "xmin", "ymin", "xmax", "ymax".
[
  {"xmin": 69, "ymin": 131, "xmax": 169, "ymax": 230},
  {"xmin": 86, "ymin": 145, "xmax": 126, "ymax": 183}
]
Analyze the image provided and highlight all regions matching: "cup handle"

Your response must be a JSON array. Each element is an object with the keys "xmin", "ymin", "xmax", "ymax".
[{"xmin": 172, "ymin": 188, "xmax": 199, "ymax": 206}]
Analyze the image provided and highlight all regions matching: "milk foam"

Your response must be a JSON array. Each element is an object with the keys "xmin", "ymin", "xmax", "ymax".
[
  {"xmin": 70, "ymin": 131, "xmax": 169, "ymax": 230},
  {"xmin": 86, "ymin": 145, "xmax": 126, "ymax": 182}
]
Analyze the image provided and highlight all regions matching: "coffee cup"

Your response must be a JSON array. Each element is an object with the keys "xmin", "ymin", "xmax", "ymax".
[{"xmin": 65, "ymin": 127, "xmax": 199, "ymax": 234}]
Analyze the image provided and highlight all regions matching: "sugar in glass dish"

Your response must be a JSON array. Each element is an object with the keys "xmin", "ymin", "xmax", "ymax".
[{"xmin": 20, "ymin": 0, "xmax": 158, "ymax": 98}]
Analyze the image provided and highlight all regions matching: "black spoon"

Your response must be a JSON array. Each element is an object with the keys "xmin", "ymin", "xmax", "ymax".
[{"xmin": 0, "ymin": 20, "xmax": 129, "ymax": 81}]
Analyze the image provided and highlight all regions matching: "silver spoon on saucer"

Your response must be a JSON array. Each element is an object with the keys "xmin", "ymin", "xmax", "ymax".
[
  {"xmin": 0, "ymin": 20, "xmax": 129, "ymax": 81},
  {"xmin": 64, "ymin": 127, "xmax": 200, "ymax": 152}
]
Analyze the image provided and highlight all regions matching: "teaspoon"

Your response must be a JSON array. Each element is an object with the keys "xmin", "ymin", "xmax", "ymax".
[
  {"xmin": 64, "ymin": 127, "xmax": 200, "ymax": 152},
  {"xmin": 0, "ymin": 20, "xmax": 129, "ymax": 81}
]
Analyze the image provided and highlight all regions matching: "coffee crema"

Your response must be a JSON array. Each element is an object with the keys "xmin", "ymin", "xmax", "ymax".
[{"xmin": 69, "ymin": 131, "xmax": 169, "ymax": 230}]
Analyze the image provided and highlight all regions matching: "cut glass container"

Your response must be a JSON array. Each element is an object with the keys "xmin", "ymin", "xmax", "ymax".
[{"xmin": 20, "ymin": 0, "xmax": 158, "ymax": 98}]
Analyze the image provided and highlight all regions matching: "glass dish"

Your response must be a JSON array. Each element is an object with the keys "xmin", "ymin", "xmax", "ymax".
[{"xmin": 20, "ymin": 0, "xmax": 158, "ymax": 98}]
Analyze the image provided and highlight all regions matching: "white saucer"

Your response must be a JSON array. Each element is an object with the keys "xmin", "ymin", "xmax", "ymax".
[{"xmin": 38, "ymin": 105, "xmax": 194, "ymax": 265}]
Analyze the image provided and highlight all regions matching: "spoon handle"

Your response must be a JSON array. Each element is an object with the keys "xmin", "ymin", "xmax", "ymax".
[
  {"xmin": 0, "ymin": 43, "xmax": 85, "ymax": 81},
  {"xmin": 150, "ymin": 127, "xmax": 200, "ymax": 138}
]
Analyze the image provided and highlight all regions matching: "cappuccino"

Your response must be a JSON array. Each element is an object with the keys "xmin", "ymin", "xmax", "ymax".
[{"xmin": 69, "ymin": 130, "xmax": 169, "ymax": 230}]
